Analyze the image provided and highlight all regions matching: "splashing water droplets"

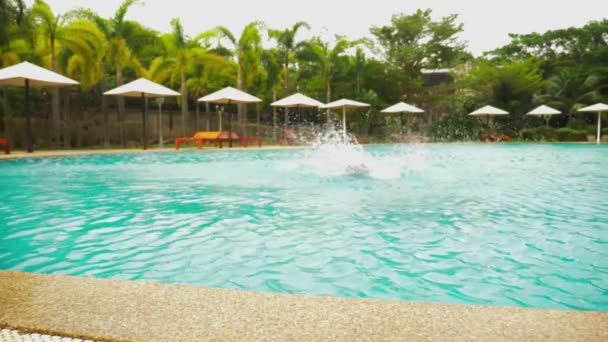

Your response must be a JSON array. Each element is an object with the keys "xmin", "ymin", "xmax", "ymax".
[{"xmin": 286, "ymin": 125, "xmax": 416, "ymax": 180}]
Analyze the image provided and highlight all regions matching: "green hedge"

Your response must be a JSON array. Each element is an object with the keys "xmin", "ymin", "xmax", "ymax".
[{"xmin": 520, "ymin": 127, "xmax": 588, "ymax": 141}]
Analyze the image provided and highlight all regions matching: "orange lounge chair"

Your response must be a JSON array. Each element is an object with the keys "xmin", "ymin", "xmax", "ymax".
[
  {"xmin": 175, "ymin": 131, "xmax": 262, "ymax": 150},
  {"xmin": 0, "ymin": 138, "xmax": 9, "ymax": 154}
]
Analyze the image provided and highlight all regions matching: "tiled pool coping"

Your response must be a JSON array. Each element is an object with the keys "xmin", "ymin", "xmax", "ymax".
[{"xmin": 1, "ymin": 271, "xmax": 606, "ymax": 341}]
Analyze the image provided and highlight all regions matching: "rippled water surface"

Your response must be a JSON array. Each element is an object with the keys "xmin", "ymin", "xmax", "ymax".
[{"xmin": 1, "ymin": 144, "xmax": 607, "ymax": 310}]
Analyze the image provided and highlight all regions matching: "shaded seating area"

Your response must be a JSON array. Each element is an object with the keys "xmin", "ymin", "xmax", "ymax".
[
  {"xmin": 480, "ymin": 133, "xmax": 511, "ymax": 142},
  {"xmin": 0, "ymin": 138, "xmax": 9, "ymax": 154},
  {"xmin": 175, "ymin": 131, "xmax": 262, "ymax": 150}
]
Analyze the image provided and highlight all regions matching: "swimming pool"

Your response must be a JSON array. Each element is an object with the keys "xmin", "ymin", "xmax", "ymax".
[{"xmin": 0, "ymin": 144, "xmax": 606, "ymax": 311}]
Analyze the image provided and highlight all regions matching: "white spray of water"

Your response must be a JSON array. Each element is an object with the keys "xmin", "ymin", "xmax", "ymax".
[{"xmin": 282, "ymin": 125, "xmax": 427, "ymax": 180}]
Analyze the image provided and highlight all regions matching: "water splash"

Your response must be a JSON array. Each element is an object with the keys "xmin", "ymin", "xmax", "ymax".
[{"xmin": 286, "ymin": 125, "xmax": 421, "ymax": 180}]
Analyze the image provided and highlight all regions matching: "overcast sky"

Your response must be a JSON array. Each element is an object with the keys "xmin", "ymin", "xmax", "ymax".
[{"xmin": 36, "ymin": 0, "xmax": 607, "ymax": 55}]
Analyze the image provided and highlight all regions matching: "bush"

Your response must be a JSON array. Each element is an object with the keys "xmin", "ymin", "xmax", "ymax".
[
  {"xmin": 555, "ymin": 127, "xmax": 587, "ymax": 141},
  {"xmin": 520, "ymin": 126, "xmax": 557, "ymax": 141},
  {"xmin": 519, "ymin": 127, "xmax": 587, "ymax": 141}
]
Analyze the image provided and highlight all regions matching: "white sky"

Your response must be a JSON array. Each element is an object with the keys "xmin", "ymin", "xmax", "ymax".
[{"xmin": 36, "ymin": 0, "xmax": 607, "ymax": 56}]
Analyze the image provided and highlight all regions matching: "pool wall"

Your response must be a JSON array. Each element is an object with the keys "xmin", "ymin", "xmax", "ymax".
[{"xmin": 1, "ymin": 271, "xmax": 606, "ymax": 341}]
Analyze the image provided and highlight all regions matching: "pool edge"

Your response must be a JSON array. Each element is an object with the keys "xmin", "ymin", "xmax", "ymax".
[{"xmin": 1, "ymin": 271, "xmax": 606, "ymax": 341}]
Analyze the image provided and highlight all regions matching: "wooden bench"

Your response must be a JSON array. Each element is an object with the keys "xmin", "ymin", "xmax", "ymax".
[
  {"xmin": 0, "ymin": 138, "xmax": 9, "ymax": 154},
  {"xmin": 175, "ymin": 132, "xmax": 262, "ymax": 150}
]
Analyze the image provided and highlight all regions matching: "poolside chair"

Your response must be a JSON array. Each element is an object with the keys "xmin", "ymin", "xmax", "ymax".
[
  {"xmin": 0, "ymin": 138, "xmax": 9, "ymax": 154},
  {"xmin": 175, "ymin": 131, "xmax": 262, "ymax": 150}
]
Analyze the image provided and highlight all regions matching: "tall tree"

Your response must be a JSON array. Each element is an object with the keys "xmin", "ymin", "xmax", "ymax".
[
  {"xmin": 74, "ymin": 0, "xmax": 142, "ymax": 147},
  {"xmin": 269, "ymin": 21, "xmax": 310, "ymax": 94},
  {"xmin": 371, "ymin": 9, "xmax": 468, "ymax": 96},
  {"xmin": 31, "ymin": 0, "xmax": 63, "ymax": 147},
  {"xmin": 260, "ymin": 48, "xmax": 283, "ymax": 139},
  {"xmin": 213, "ymin": 21, "xmax": 264, "ymax": 131},
  {"xmin": 297, "ymin": 36, "xmax": 355, "ymax": 103}
]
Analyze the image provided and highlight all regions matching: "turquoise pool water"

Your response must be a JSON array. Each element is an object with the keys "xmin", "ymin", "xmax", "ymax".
[{"xmin": 0, "ymin": 144, "xmax": 607, "ymax": 310}]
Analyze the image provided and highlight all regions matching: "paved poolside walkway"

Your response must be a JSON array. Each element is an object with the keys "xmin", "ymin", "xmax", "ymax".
[
  {"xmin": 0, "ymin": 272, "xmax": 606, "ymax": 341},
  {"xmin": 0, "ymin": 145, "xmax": 304, "ymax": 160}
]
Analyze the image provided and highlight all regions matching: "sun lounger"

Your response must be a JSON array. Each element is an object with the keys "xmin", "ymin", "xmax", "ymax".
[
  {"xmin": 0, "ymin": 138, "xmax": 9, "ymax": 154},
  {"xmin": 175, "ymin": 131, "xmax": 262, "ymax": 150}
]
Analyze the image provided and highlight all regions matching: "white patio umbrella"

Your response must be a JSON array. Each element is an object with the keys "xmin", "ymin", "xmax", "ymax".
[
  {"xmin": 271, "ymin": 92, "xmax": 324, "ymax": 130},
  {"xmin": 578, "ymin": 103, "xmax": 608, "ymax": 145},
  {"xmin": 104, "ymin": 78, "xmax": 180, "ymax": 150},
  {"xmin": 381, "ymin": 102, "xmax": 424, "ymax": 114},
  {"xmin": 198, "ymin": 86, "xmax": 261, "ymax": 147},
  {"xmin": 0, "ymin": 61, "xmax": 78, "ymax": 153},
  {"xmin": 469, "ymin": 105, "xmax": 509, "ymax": 129},
  {"xmin": 321, "ymin": 98, "xmax": 370, "ymax": 140},
  {"xmin": 526, "ymin": 105, "xmax": 561, "ymax": 127},
  {"xmin": 381, "ymin": 102, "xmax": 425, "ymax": 132},
  {"xmin": 469, "ymin": 105, "xmax": 509, "ymax": 116}
]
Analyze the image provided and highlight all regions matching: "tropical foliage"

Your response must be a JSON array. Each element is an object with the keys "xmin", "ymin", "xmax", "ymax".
[{"xmin": 0, "ymin": 0, "xmax": 606, "ymax": 148}]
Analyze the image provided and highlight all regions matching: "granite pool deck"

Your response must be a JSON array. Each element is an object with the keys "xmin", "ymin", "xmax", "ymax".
[{"xmin": 1, "ymin": 272, "xmax": 607, "ymax": 341}]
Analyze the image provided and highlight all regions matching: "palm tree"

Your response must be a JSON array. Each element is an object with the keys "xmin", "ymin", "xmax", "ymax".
[
  {"xmin": 147, "ymin": 18, "xmax": 194, "ymax": 136},
  {"xmin": 72, "ymin": 0, "xmax": 142, "ymax": 147},
  {"xmin": 31, "ymin": 0, "xmax": 64, "ymax": 147},
  {"xmin": 269, "ymin": 21, "xmax": 310, "ymax": 94},
  {"xmin": 185, "ymin": 51, "xmax": 234, "ymax": 131},
  {"xmin": 213, "ymin": 22, "xmax": 264, "ymax": 131},
  {"xmin": 544, "ymin": 68, "xmax": 605, "ymax": 116},
  {"xmin": 59, "ymin": 19, "xmax": 106, "ymax": 148},
  {"xmin": 261, "ymin": 48, "xmax": 282, "ymax": 139},
  {"xmin": 297, "ymin": 36, "xmax": 354, "ymax": 103}
]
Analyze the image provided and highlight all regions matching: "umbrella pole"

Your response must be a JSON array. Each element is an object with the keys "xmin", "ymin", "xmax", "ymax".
[
  {"xmin": 342, "ymin": 106, "xmax": 346, "ymax": 142},
  {"xmin": 228, "ymin": 100, "xmax": 233, "ymax": 148},
  {"xmin": 597, "ymin": 112, "xmax": 602, "ymax": 145},
  {"xmin": 158, "ymin": 102, "xmax": 163, "ymax": 148},
  {"xmin": 218, "ymin": 107, "xmax": 222, "ymax": 131},
  {"xmin": 24, "ymin": 79, "xmax": 33, "ymax": 153},
  {"xmin": 142, "ymin": 93, "xmax": 147, "ymax": 150}
]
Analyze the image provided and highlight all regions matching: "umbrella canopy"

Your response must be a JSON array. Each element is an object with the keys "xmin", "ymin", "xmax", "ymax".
[
  {"xmin": 578, "ymin": 103, "xmax": 608, "ymax": 113},
  {"xmin": 104, "ymin": 78, "xmax": 180, "ymax": 97},
  {"xmin": 321, "ymin": 98, "xmax": 370, "ymax": 110},
  {"xmin": 198, "ymin": 86, "xmax": 261, "ymax": 104},
  {"xmin": 0, "ymin": 61, "xmax": 78, "ymax": 87},
  {"xmin": 527, "ymin": 105, "xmax": 561, "ymax": 116},
  {"xmin": 578, "ymin": 103, "xmax": 608, "ymax": 144},
  {"xmin": 469, "ymin": 105, "xmax": 509, "ymax": 116},
  {"xmin": 104, "ymin": 78, "xmax": 180, "ymax": 150},
  {"xmin": 321, "ymin": 98, "xmax": 370, "ymax": 140},
  {"xmin": 271, "ymin": 93, "xmax": 324, "ymax": 108},
  {"xmin": 381, "ymin": 102, "xmax": 424, "ymax": 114},
  {"xmin": 0, "ymin": 61, "xmax": 79, "ymax": 153}
]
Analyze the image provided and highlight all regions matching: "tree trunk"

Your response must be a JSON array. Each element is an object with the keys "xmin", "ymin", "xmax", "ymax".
[
  {"xmin": 51, "ymin": 37, "xmax": 61, "ymax": 148},
  {"xmin": 2, "ymin": 88, "xmax": 12, "ymax": 149},
  {"xmin": 63, "ymin": 88, "xmax": 71, "ymax": 148},
  {"xmin": 284, "ymin": 51, "xmax": 290, "ymax": 93},
  {"xmin": 272, "ymin": 90, "xmax": 277, "ymax": 140},
  {"xmin": 195, "ymin": 98, "xmax": 200, "ymax": 132},
  {"xmin": 205, "ymin": 101, "xmax": 210, "ymax": 131},
  {"xmin": 116, "ymin": 66, "xmax": 125, "ymax": 147},
  {"xmin": 101, "ymin": 74, "xmax": 109, "ymax": 147},
  {"xmin": 237, "ymin": 63, "xmax": 244, "ymax": 134},
  {"xmin": 180, "ymin": 71, "xmax": 188, "ymax": 136}
]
